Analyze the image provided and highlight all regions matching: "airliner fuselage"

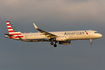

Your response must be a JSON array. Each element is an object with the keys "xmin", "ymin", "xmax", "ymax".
[
  {"xmin": 5, "ymin": 21, "xmax": 102, "ymax": 47},
  {"xmin": 18, "ymin": 30, "xmax": 102, "ymax": 42}
]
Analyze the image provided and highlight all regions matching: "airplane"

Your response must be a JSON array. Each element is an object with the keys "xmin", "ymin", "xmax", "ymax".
[{"xmin": 4, "ymin": 21, "xmax": 102, "ymax": 47}]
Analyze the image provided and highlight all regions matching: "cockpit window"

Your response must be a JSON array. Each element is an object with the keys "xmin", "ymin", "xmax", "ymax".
[{"xmin": 94, "ymin": 32, "xmax": 99, "ymax": 33}]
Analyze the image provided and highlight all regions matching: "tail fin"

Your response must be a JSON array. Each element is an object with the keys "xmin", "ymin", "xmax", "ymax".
[
  {"xmin": 6, "ymin": 21, "xmax": 21, "ymax": 35},
  {"xmin": 6, "ymin": 21, "xmax": 24, "ymax": 39}
]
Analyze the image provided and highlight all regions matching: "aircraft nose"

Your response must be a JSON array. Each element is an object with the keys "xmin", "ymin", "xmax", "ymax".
[{"xmin": 99, "ymin": 34, "xmax": 102, "ymax": 38}]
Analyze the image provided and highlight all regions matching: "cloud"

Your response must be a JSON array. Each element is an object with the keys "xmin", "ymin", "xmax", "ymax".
[
  {"xmin": 62, "ymin": 0, "xmax": 89, "ymax": 2},
  {"xmin": 0, "ymin": 0, "xmax": 105, "ymax": 24}
]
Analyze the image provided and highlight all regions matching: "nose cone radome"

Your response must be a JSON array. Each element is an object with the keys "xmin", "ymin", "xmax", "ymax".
[{"xmin": 98, "ymin": 34, "xmax": 102, "ymax": 38}]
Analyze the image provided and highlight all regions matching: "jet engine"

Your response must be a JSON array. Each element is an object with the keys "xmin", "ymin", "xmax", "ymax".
[{"xmin": 59, "ymin": 40, "xmax": 71, "ymax": 45}]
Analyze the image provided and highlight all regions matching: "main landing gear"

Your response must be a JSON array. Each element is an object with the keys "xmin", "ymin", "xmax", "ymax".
[
  {"xmin": 50, "ymin": 42, "xmax": 54, "ymax": 45},
  {"xmin": 54, "ymin": 43, "xmax": 57, "ymax": 47},
  {"xmin": 50, "ymin": 41, "xmax": 57, "ymax": 47}
]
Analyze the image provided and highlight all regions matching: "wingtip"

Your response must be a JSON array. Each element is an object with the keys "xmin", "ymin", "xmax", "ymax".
[{"xmin": 33, "ymin": 23, "xmax": 38, "ymax": 29}]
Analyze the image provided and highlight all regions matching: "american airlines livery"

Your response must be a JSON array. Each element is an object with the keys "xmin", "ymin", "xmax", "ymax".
[{"xmin": 4, "ymin": 21, "xmax": 102, "ymax": 47}]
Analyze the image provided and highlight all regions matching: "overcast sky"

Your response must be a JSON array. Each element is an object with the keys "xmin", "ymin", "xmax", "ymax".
[{"xmin": 0, "ymin": 0, "xmax": 105, "ymax": 70}]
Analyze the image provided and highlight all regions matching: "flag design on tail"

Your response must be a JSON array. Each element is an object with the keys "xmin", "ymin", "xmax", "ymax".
[{"xmin": 6, "ymin": 21, "xmax": 24, "ymax": 39}]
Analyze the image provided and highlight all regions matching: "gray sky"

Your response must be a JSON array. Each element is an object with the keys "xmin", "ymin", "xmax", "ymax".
[{"xmin": 0, "ymin": 0, "xmax": 105, "ymax": 70}]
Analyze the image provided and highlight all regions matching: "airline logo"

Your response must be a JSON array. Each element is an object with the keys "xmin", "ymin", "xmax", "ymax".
[
  {"xmin": 64, "ymin": 31, "xmax": 89, "ymax": 35},
  {"xmin": 6, "ymin": 21, "xmax": 24, "ymax": 39},
  {"xmin": 64, "ymin": 32, "xmax": 84, "ymax": 35},
  {"xmin": 85, "ymin": 31, "xmax": 88, "ymax": 35}
]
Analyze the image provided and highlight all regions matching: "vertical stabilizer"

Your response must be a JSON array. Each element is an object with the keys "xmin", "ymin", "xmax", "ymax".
[{"xmin": 6, "ymin": 21, "xmax": 23, "ymax": 39}]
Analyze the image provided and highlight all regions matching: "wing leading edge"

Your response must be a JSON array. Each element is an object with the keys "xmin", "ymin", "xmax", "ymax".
[{"xmin": 33, "ymin": 23, "xmax": 57, "ymax": 38}]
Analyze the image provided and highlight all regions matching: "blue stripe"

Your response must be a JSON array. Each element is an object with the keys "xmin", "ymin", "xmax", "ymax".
[{"xmin": 9, "ymin": 21, "xmax": 19, "ymax": 32}]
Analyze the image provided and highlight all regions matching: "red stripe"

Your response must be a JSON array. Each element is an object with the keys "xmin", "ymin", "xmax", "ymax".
[
  {"xmin": 10, "ymin": 33, "xmax": 21, "ymax": 35},
  {"xmin": 7, "ymin": 24, "xmax": 10, "ymax": 26},
  {"xmin": 15, "ymin": 36, "xmax": 24, "ymax": 38},
  {"xmin": 9, "ymin": 31, "xmax": 14, "ymax": 32},
  {"xmin": 8, "ymin": 27, "xmax": 12, "ymax": 29},
  {"xmin": 10, "ymin": 36, "xmax": 24, "ymax": 39},
  {"xmin": 10, "ymin": 36, "xmax": 13, "ymax": 39},
  {"xmin": 6, "ymin": 21, "xmax": 9, "ymax": 23}
]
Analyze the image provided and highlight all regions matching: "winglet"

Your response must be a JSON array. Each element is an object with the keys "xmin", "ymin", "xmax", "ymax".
[{"xmin": 33, "ymin": 23, "xmax": 38, "ymax": 29}]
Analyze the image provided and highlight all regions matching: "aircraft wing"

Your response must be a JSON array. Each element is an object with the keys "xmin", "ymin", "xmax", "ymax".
[{"xmin": 33, "ymin": 23, "xmax": 57, "ymax": 38}]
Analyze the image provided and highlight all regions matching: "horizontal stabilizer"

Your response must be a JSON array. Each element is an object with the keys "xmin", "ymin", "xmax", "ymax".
[
  {"xmin": 4, "ymin": 33, "xmax": 13, "ymax": 36},
  {"xmin": 4, "ymin": 33, "xmax": 14, "ymax": 37}
]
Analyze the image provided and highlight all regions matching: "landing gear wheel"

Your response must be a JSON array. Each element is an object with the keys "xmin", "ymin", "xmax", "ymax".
[
  {"xmin": 50, "ymin": 42, "xmax": 54, "ymax": 45},
  {"xmin": 54, "ymin": 44, "xmax": 57, "ymax": 47},
  {"xmin": 90, "ymin": 42, "xmax": 92, "ymax": 44}
]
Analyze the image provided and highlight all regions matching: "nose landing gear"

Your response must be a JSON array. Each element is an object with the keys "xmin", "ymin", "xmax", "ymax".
[{"xmin": 90, "ymin": 39, "xmax": 92, "ymax": 44}]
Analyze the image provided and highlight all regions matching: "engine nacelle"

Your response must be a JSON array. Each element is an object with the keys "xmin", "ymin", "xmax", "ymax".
[
  {"xmin": 59, "ymin": 40, "xmax": 71, "ymax": 45},
  {"xmin": 56, "ymin": 36, "xmax": 67, "ymax": 41}
]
